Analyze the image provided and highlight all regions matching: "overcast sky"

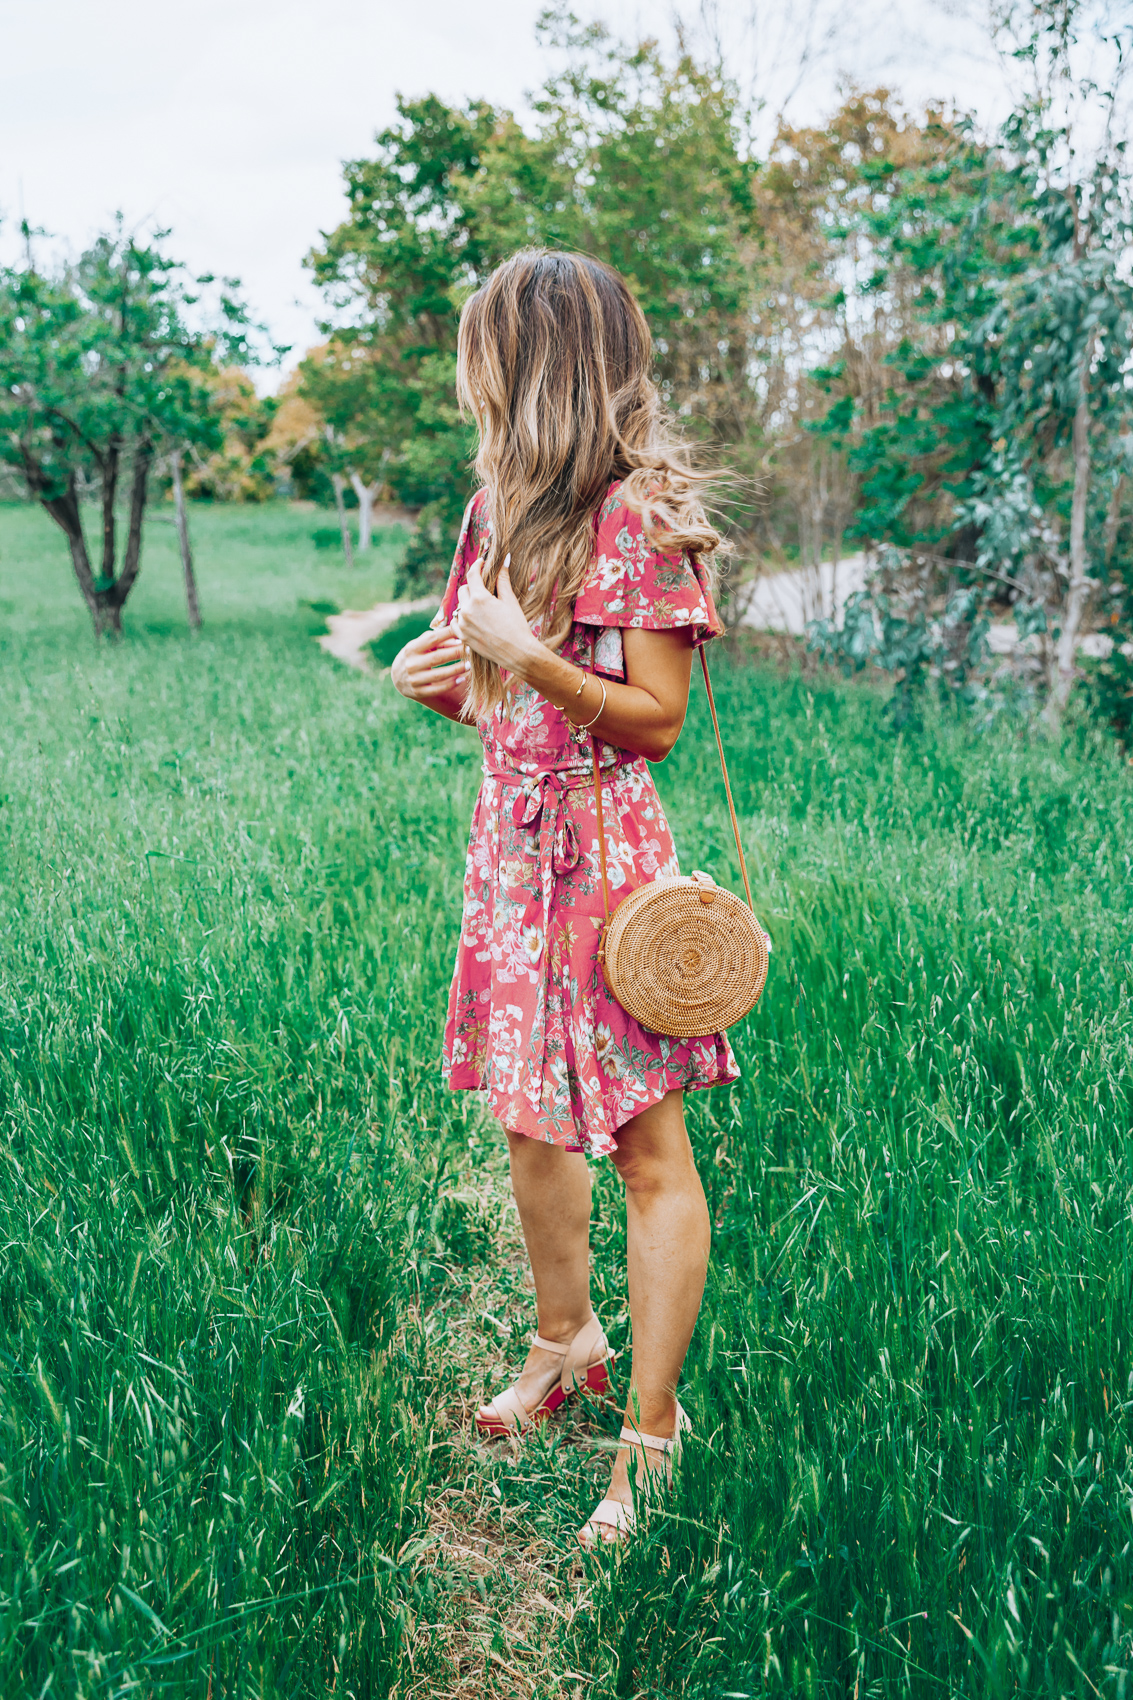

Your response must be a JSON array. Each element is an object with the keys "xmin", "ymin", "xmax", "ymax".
[{"xmin": 0, "ymin": 0, "xmax": 1009, "ymax": 379}]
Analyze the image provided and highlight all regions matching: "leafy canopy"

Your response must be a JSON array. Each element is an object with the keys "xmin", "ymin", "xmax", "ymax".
[
  {"xmin": 0, "ymin": 221, "xmax": 265, "ymax": 631},
  {"xmin": 304, "ymin": 9, "xmax": 758, "ymax": 587}
]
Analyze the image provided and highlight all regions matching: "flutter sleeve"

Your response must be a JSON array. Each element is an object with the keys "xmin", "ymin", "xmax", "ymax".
[
  {"xmin": 572, "ymin": 488, "xmax": 724, "ymax": 679},
  {"xmin": 430, "ymin": 490, "xmax": 490, "ymax": 630}
]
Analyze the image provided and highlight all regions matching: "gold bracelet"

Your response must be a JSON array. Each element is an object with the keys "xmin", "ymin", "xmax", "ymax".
[
  {"xmin": 551, "ymin": 668, "xmax": 590, "ymax": 712},
  {"xmin": 574, "ymin": 676, "xmax": 607, "ymax": 731}
]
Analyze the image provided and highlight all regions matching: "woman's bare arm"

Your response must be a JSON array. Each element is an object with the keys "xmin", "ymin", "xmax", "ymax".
[{"xmin": 453, "ymin": 556, "xmax": 694, "ymax": 762}]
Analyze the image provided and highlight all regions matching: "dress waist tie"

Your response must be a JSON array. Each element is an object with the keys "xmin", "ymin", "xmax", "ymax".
[{"xmin": 482, "ymin": 757, "xmax": 633, "ymax": 976}]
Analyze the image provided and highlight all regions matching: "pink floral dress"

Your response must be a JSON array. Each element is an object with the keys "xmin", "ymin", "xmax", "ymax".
[{"xmin": 433, "ymin": 482, "xmax": 740, "ymax": 1158}]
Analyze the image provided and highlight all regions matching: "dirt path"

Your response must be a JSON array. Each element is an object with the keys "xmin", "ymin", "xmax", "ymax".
[{"xmin": 318, "ymin": 596, "xmax": 436, "ymax": 671}]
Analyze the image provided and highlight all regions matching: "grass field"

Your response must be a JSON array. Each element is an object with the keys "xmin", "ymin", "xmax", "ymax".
[{"xmin": 2, "ymin": 499, "xmax": 1133, "ymax": 1699}]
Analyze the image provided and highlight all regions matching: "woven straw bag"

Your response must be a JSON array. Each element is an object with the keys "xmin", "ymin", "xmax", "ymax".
[{"xmin": 590, "ymin": 648, "xmax": 770, "ymax": 1039}]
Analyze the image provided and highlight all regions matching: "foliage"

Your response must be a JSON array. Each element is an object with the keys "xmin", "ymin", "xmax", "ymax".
[
  {"xmin": 750, "ymin": 92, "xmax": 972, "ymax": 575},
  {"xmin": 178, "ymin": 367, "xmax": 278, "ymax": 502},
  {"xmin": 2, "ymin": 501, "xmax": 1133, "ymax": 1693},
  {"xmin": 808, "ymin": 550, "xmax": 991, "ymax": 726},
  {"xmin": 305, "ymin": 8, "xmax": 759, "ymax": 590},
  {"xmin": 808, "ymin": 0, "xmax": 1133, "ymax": 722},
  {"xmin": 369, "ymin": 610, "xmax": 435, "ymax": 668},
  {"xmin": 305, "ymin": 17, "xmax": 1044, "ymax": 618},
  {"xmin": 1084, "ymin": 641, "xmax": 1133, "ymax": 746},
  {"xmin": 260, "ymin": 363, "xmax": 326, "ymax": 502},
  {"xmin": 0, "ymin": 223, "xmax": 264, "ymax": 634}
]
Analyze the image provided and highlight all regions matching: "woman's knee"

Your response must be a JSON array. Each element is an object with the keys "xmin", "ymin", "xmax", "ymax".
[
  {"xmin": 611, "ymin": 1146, "xmax": 661, "ymax": 1196},
  {"xmin": 611, "ymin": 1137, "xmax": 694, "ymax": 1197},
  {"xmin": 611, "ymin": 1092, "xmax": 695, "ymax": 1195}
]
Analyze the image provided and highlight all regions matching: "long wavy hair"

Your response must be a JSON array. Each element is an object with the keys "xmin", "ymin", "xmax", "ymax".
[{"xmin": 455, "ymin": 249, "xmax": 725, "ymax": 712}]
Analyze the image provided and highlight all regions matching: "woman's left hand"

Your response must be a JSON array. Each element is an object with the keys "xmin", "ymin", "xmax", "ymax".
[{"xmin": 453, "ymin": 555, "xmax": 538, "ymax": 673}]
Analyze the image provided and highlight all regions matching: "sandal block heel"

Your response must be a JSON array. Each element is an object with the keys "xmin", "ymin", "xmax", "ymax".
[
  {"xmin": 475, "ymin": 1314, "xmax": 615, "ymax": 1439},
  {"xmin": 581, "ymin": 1358, "xmax": 614, "ymax": 1398}
]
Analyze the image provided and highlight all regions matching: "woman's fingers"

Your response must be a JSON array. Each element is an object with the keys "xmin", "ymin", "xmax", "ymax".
[
  {"xmin": 390, "ymin": 620, "xmax": 470, "ymax": 700},
  {"xmin": 455, "ymin": 553, "xmax": 507, "ymax": 648},
  {"xmin": 407, "ymin": 652, "xmax": 465, "ymax": 682},
  {"xmin": 423, "ymin": 636, "xmax": 464, "ymax": 661},
  {"xmin": 417, "ymin": 676, "xmax": 467, "ymax": 698},
  {"xmin": 403, "ymin": 648, "xmax": 468, "ymax": 698},
  {"xmin": 408, "ymin": 663, "xmax": 465, "ymax": 687},
  {"xmin": 411, "ymin": 623, "xmax": 453, "ymax": 648}
]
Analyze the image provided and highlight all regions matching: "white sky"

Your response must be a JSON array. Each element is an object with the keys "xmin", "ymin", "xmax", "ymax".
[{"xmin": 0, "ymin": 0, "xmax": 1011, "ymax": 380}]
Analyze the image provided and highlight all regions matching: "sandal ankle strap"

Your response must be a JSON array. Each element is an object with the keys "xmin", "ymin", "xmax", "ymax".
[
  {"xmin": 531, "ymin": 1316, "xmax": 612, "ymax": 1393},
  {"xmin": 620, "ymin": 1424, "xmax": 678, "ymax": 1453},
  {"xmin": 531, "ymin": 1332, "xmax": 570, "ymax": 1354},
  {"xmin": 620, "ymin": 1401, "xmax": 691, "ymax": 1454}
]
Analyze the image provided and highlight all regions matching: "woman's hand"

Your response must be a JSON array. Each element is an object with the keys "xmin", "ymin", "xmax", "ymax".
[
  {"xmin": 427, "ymin": 550, "xmax": 693, "ymax": 761},
  {"xmin": 453, "ymin": 555, "xmax": 538, "ymax": 672},
  {"xmin": 391, "ymin": 624, "xmax": 468, "ymax": 705}
]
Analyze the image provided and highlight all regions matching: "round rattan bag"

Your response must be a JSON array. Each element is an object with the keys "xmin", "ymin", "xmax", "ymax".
[
  {"xmin": 588, "ymin": 648, "xmax": 771, "ymax": 1040},
  {"xmin": 600, "ymin": 870, "xmax": 769, "ymax": 1038}
]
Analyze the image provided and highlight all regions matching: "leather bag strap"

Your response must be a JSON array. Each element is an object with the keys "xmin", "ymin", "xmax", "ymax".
[{"xmin": 590, "ymin": 642, "xmax": 754, "ymax": 924}]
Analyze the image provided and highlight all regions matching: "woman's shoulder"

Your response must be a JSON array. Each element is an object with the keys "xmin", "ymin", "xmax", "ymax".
[{"xmin": 574, "ymin": 480, "xmax": 723, "ymax": 640}]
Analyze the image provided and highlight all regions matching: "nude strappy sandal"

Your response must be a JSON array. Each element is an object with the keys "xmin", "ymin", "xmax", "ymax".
[
  {"xmin": 474, "ymin": 1314, "xmax": 616, "ymax": 1439},
  {"xmin": 576, "ymin": 1402, "xmax": 691, "ymax": 1549}
]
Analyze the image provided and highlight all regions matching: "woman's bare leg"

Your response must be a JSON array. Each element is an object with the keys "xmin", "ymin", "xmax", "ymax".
[
  {"xmin": 489, "ymin": 1127, "xmax": 595, "ymax": 1411},
  {"xmin": 603, "ymin": 1089, "xmax": 710, "ymax": 1508}
]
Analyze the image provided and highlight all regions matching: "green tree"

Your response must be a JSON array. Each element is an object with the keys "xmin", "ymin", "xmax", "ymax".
[
  {"xmin": 300, "ymin": 343, "xmax": 398, "ymax": 554},
  {"xmin": 303, "ymin": 96, "xmax": 493, "ymax": 581},
  {"xmin": 305, "ymin": 9, "xmax": 759, "ymax": 591},
  {"xmin": 809, "ymin": 2, "xmax": 1133, "ymax": 725},
  {"xmin": 179, "ymin": 366, "xmax": 278, "ymax": 504},
  {"xmin": 745, "ymin": 91, "xmax": 966, "ymax": 600},
  {"xmin": 0, "ymin": 223, "xmax": 259, "ymax": 636}
]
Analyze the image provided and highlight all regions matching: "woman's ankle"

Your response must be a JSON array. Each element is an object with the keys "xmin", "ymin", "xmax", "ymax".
[
  {"xmin": 623, "ymin": 1393, "xmax": 678, "ymax": 1437},
  {"xmin": 533, "ymin": 1308, "xmax": 594, "ymax": 1347}
]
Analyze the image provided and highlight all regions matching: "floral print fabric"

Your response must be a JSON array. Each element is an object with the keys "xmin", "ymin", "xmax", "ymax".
[{"xmin": 434, "ymin": 482, "xmax": 739, "ymax": 1157}]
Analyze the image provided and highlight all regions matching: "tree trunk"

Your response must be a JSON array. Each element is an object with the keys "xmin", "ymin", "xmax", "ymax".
[
  {"xmin": 331, "ymin": 472, "xmax": 355, "ymax": 567},
  {"xmin": 95, "ymin": 597, "xmax": 124, "ymax": 636},
  {"xmin": 349, "ymin": 472, "xmax": 383, "ymax": 550},
  {"xmin": 100, "ymin": 435, "xmax": 120, "ymax": 587},
  {"xmin": 19, "ymin": 452, "xmax": 117, "ymax": 636},
  {"xmin": 110, "ymin": 438, "xmax": 153, "ymax": 613},
  {"xmin": 830, "ymin": 526, "xmax": 844, "ymax": 627},
  {"xmin": 1047, "ymin": 357, "xmax": 1094, "ymax": 726},
  {"xmin": 170, "ymin": 448, "xmax": 202, "ymax": 630},
  {"xmin": 1104, "ymin": 473, "xmax": 1126, "ymax": 568}
]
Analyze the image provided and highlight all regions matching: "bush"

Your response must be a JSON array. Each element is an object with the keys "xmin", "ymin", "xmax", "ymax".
[{"xmin": 369, "ymin": 611, "xmax": 435, "ymax": 668}]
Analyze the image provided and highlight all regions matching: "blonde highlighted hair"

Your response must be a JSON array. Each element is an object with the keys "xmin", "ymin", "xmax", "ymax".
[{"xmin": 456, "ymin": 249, "xmax": 725, "ymax": 712}]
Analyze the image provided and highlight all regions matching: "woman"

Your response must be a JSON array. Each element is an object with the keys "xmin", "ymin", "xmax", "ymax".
[{"xmin": 391, "ymin": 250, "xmax": 737, "ymax": 1547}]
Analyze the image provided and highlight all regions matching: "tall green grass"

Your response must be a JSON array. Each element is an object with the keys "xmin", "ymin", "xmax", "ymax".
[{"xmin": 1, "ymin": 501, "xmax": 1132, "ymax": 1697}]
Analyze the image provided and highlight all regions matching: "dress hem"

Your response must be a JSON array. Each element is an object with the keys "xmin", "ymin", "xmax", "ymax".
[{"xmin": 443, "ymin": 1064, "xmax": 739, "ymax": 1159}]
